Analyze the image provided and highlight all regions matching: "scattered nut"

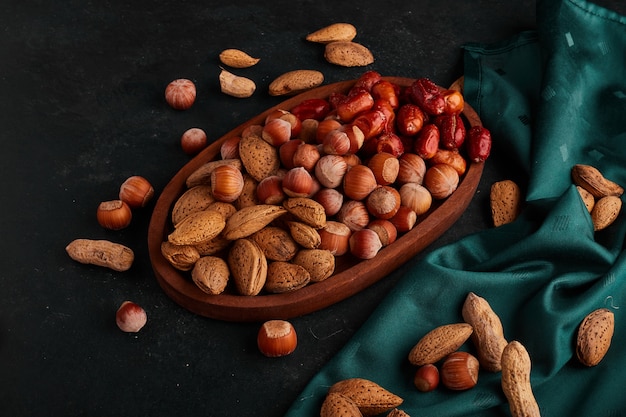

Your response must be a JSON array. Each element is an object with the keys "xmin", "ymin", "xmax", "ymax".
[
  {"xmin": 96, "ymin": 199, "xmax": 132, "ymax": 230},
  {"xmin": 257, "ymin": 319, "xmax": 297, "ymax": 357},
  {"xmin": 119, "ymin": 175, "xmax": 155, "ymax": 208},
  {"xmin": 440, "ymin": 351, "xmax": 479, "ymax": 391},
  {"xmin": 219, "ymin": 68, "xmax": 256, "ymax": 98},
  {"xmin": 165, "ymin": 78, "xmax": 196, "ymax": 110},
  {"xmin": 180, "ymin": 127, "xmax": 208, "ymax": 155},
  {"xmin": 218, "ymin": 48, "xmax": 260, "ymax": 68},
  {"xmin": 576, "ymin": 308, "xmax": 614, "ymax": 366},
  {"xmin": 66, "ymin": 238, "xmax": 134, "ymax": 272},
  {"xmin": 501, "ymin": 340, "xmax": 541, "ymax": 417},
  {"xmin": 268, "ymin": 70, "xmax": 324, "ymax": 96},
  {"xmin": 324, "ymin": 41, "xmax": 374, "ymax": 67},
  {"xmin": 115, "ymin": 301, "xmax": 147, "ymax": 333},
  {"xmin": 490, "ymin": 179, "xmax": 522, "ymax": 227},
  {"xmin": 306, "ymin": 22, "xmax": 357, "ymax": 44}
]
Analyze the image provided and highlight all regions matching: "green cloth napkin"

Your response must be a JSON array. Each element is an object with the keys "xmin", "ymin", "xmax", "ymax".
[{"xmin": 285, "ymin": 0, "xmax": 626, "ymax": 415}]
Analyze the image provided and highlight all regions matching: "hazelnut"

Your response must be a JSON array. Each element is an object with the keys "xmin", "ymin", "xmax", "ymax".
[
  {"xmin": 265, "ymin": 109, "xmax": 302, "ymax": 138},
  {"xmin": 366, "ymin": 185, "xmax": 401, "ymax": 220},
  {"xmin": 292, "ymin": 143, "xmax": 321, "ymax": 171},
  {"xmin": 314, "ymin": 187, "xmax": 344, "ymax": 216},
  {"xmin": 119, "ymin": 175, "xmax": 154, "ymax": 208},
  {"xmin": 315, "ymin": 118, "xmax": 342, "ymax": 144},
  {"xmin": 315, "ymin": 154, "xmax": 348, "ymax": 189},
  {"xmin": 257, "ymin": 320, "xmax": 297, "ymax": 357},
  {"xmin": 424, "ymin": 163, "xmax": 459, "ymax": 199},
  {"xmin": 165, "ymin": 78, "xmax": 196, "ymax": 110},
  {"xmin": 368, "ymin": 152, "xmax": 399, "ymax": 185},
  {"xmin": 210, "ymin": 164, "xmax": 244, "ymax": 203},
  {"xmin": 282, "ymin": 167, "xmax": 314, "ymax": 198},
  {"xmin": 399, "ymin": 182, "xmax": 432, "ymax": 216},
  {"xmin": 262, "ymin": 117, "xmax": 292, "ymax": 147},
  {"xmin": 97, "ymin": 199, "xmax": 132, "ymax": 230},
  {"xmin": 343, "ymin": 164, "xmax": 377, "ymax": 201},
  {"xmin": 279, "ymin": 139, "xmax": 303, "ymax": 170},
  {"xmin": 256, "ymin": 176, "xmax": 285, "ymax": 205},
  {"xmin": 322, "ymin": 128, "xmax": 351, "ymax": 156},
  {"xmin": 318, "ymin": 221, "xmax": 352, "ymax": 256},
  {"xmin": 414, "ymin": 364, "xmax": 439, "ymax": 392},
  {"xmin": 389, "ymin": 206, "xmax": 417, "ymax": 232},
  {"xmin": 397, "ymin": 153, "xmax": 427, "ymax": 185},
  {"xmin": 440, "ymin": 351, "xmax": 479, "ymax": 390},
  {"xmin": 180, "ymin": 127, "xmax": 207, "ymax": 155},
  {"xmin": 349, "ymin": 228, "xmax": 383, "ymax": 260},
  {"xmin": 367, "ymin": 219, "xmax": 397, "ymax": 246},
  {"xmin": 220, "ymin": 136, "xmax": 241, "ymax": 160},
  {"xmin": 116, "ymin": 301, "xmax": 147, "ymax": 333},
  {"xmin": 337, "ymin": 200, "xmax": 370, "ymax": 232}
]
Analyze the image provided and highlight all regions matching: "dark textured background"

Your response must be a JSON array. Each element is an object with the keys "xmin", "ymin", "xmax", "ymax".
[{"xmin": 1, "ymin": 1, "xmax": 623, "ymax": 416}]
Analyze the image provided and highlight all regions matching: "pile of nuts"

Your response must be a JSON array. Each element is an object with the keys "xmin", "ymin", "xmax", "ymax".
[
  {"xmin": 65, "ymin": 175, "xmax": 155, "ymax": 333},
  {"xmin": 160, "ymin": 70, "xmax": 492, "ymax": 297},
  {"xmin": 405, "ymin": 292, "xmax": 615, "ymax": 417}
]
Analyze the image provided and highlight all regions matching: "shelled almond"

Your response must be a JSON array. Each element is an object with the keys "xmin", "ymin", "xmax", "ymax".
[{"xmin": 160, "ymin": 70, "xmax": 492, "ymax": 297}]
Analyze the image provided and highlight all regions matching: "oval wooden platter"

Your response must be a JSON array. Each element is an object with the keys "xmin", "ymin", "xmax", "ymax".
[{"xmin": 148, "ymin": 76, "xmax": 484, "ymax": 322}]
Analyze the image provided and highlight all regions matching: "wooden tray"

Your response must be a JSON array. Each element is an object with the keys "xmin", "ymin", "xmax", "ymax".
[{"xmin": 148, "ymin": 77, "xmax": 484, "ymax": 322}]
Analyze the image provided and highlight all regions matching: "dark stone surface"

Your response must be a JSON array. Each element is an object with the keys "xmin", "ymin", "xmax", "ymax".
[{"xmin": 1, "ymin": 1, "xmax": 623, "ymax": 415}]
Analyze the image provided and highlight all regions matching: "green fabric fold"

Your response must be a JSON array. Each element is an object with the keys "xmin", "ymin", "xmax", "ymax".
[{"xmin": 285, "ymin": 0, "xmax": 626, "ymax": 415}]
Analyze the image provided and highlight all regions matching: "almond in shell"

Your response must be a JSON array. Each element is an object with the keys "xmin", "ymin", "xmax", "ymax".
[
  {"xmin": 408, "ymin": 323, "xmax": 473, "ymax": 366},
  {"xmin": 324, "ymin": 41, "xmax": 374, "ymax": 67},
  {"xmin": 191, "ymin": 256, "xmax": 230, "ymax": 295},
  {"xmin": 306, "ymin": 23, "xmax": 357, "ymax": 44},
  {"xmin": 251, "ymin": 226, "xmax": 299, "ymax": 261},
  {"xmin": 264, "ymin": 261, "xmax": 311, "ymax": 293},
  {"xmin": 228, "ymin": 238, "xmax": 267, "ymax": 296},
  {"xmin": 160, "ymin": 241, "xmax": 201, "ymax": 271},
  {"xmin": 222, "ymin": 204, "xmax": 287, "ymax": 240},
  {"xmin": 167, "ymin": 209, "xmax": 226, "ymax": 246},
  {"xmin": 218, "ymin": 48, "xmax": 260, "ymax": 68},
  {"xmin": 219, "ymin": 68, "xmax": 256, "ymax": 98},
  {"xmin": 328, "ymin": 378, "xmax": 403, "ymax": 416},
  {"xmin": 576, "ymin": 308, "xmax": 614, "ymax": 366},
  {"xmin": 490, "ymin": 179, "xmax": 522, "ymax": 227},
  {"xmin": 286, "ymin": 221, "xmax": 321, "ymax": 249},
  {"xmin": 571, "ymin": 164, "xmax": 624, "ymax": 199},
  {"xmin": 171, "ymin": 185, "xmax": 215, "ymax": 226},
  {"xmin": 590, "ymin": 195, "xmax": 622, "ymax": 231},
  {"xmin": 292, "ymin": 248, "xmax": 335, "ymax": 282},
  {"xmin": 268, "ymin": 70, "xmax": 324, "ymax": 96},
  {"xmin": 238, "ymin": 134, "xmax": 281, "ymax": 182},
  {"xmin": 283, "ymin": 197, "xmax": 327, "ymax": 229},
  {"xmin": 320, "ymin": 392, "xmax": 362, "ymax": 417}
]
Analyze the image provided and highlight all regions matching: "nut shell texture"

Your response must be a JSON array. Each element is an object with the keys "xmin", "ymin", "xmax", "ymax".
[{"xmin": 576, "ymin": 308, "xmax": 614, "ymax": 366}]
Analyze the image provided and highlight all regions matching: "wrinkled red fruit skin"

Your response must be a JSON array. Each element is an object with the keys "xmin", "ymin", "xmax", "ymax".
[{"xmin": 467, "ymin": 126, "xmax": 492, "ymax": 162}]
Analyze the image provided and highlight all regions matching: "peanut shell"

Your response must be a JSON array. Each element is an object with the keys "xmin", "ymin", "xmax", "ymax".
[
  {"xmin": 324, "ymin": 41, "xmax": 374, "ymax": 67},
  {"xmin": 66, "ymin": 239, "xmax": 134, "ymax": 272},
  {"xmin": 328, "ymin": 378, "xmax": 403, "ymax": 416},
  {"xmin": 501, "ymin": 341, "xmax": 541, "ymax": 417},
  {"xmin": 576, "ymin": 308, "xmax": 614, "ymax": 366},
  {"xmin": 461, "ymin": 292, "xmax": 508, "ymax": 372},
  {"xmin": 408, "ymin": 323, "xmax": 473, "ymax": 366}
]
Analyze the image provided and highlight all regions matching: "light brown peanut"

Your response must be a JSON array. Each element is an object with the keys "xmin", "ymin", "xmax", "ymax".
[
  {"xmin": 66, "ymin": 239, "xmax": 134, "ymax": 272},
  {"xmin": 501, "ymin": 340, "xmax": 541, "ymax": 417},
  {"xmin": 461, "ymin": 292, "xmax": 508, "ymax": 372}
]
